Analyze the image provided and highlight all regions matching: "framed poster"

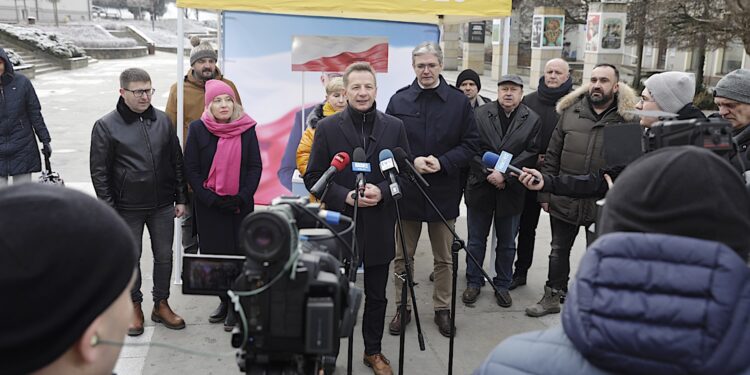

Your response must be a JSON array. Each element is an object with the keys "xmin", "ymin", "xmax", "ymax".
[
  {"xmin": 468, "ymin": 22, "xmax": 486, "ymax": 43},
  {"xmin": 601, "ymin": 14, "xmax": 626, "ymax": 52},
  {"xmin": 542, "ymin": 15, "xmax": 564, "ymax": 49},
  {"xmin": 531, "ymin": 15, "xmax": 543, "ymax": 49},
  {"xmin": 585, "ymin": 13, "xmax": 601, "ymax": 52}
]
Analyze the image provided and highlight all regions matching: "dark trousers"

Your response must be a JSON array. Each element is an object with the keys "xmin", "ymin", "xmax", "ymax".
[
  {"xmin": 515, "ymin": 191, "xmax": 541, "ymax": 277},
  {"xmin": 546, "ymin": 216, "xmax": 595, "ymax": 291},
  {"xmin": 119, "ymin": 205, "xmax": 175, "ymax": 303},
  {"xmin": 466, "ymin": 206, "xmax": 521, "ymax": 290},
  {"xmin": 363, "ymin": 262, "xmax": 389, "ymax": 356}
]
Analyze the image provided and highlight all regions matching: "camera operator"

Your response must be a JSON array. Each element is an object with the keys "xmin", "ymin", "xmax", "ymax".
[
  {"xmin": 0, "ymin": 185, "xmax": 137, "ymax": 375},
  {"xmin": 518, "ymin": 71, "xmax": 706, "ymax": 198},
  {"xmin": 304, "ymin": 62, "xmax": 410, "ymax": 375},
  {"xmin": 475, "ymin": 146, "xmax": 750, "ymax": 375},
  {"xmin": 714, "ymin": 68, "xmax": 750, "ymax": 173}
]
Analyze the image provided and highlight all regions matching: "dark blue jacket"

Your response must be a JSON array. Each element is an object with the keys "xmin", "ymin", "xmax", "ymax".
[
  {"xmin": 0, "ymin": 48, "xmax": 51, "ymax": 176},
  {"xmin": 386, "ymin": 76, "xmax": 479, "ymax": 221},
  {"xmin": 475, "ymin": 232, "xmax": 750, "ymax": 375}
]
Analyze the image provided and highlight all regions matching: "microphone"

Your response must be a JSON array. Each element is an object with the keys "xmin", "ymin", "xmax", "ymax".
[
  {"xmin": 482, "ymin": 151, "xmax": 540, "ymax": 185},
  {"xmin": 392, "ymin": 147, "xmax": 430, "ymax": 187},
  {"xmin": 310, "ymin": 151, "xmax": 351, "ymax": 198},
  {"xmin": 351, "ymin": 147, "xmax": 369, "ymax": 198},
  {"xmin": 378, "ymin": 149, "xmax": 402, "ymax": 200}
]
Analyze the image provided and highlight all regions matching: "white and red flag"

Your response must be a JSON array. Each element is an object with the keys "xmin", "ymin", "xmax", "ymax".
[{"xmin": 291, "ymin": 35, "xmax": 389, "ymax": 72}]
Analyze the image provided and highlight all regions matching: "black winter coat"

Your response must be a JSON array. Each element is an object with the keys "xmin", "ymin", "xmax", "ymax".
[
  {"xmin": 522, "ymin": 91, "xmax": 568, "ymax": 156},
  {"xmin": 183, "ymin": 120, "xmax": 262, "ymax": 255},
  {"xmin": 465, "ymin": 103, "xmax": 541, "ymax": 216},
  {"xmin": 0, "ymin": 48, "xmax": 51, "ymax": 176},
  {"xmin": 90, "ymin": 98, "xmax": 187, "ymax": 210},
  {"xmin": 303, "ymin": 106, "xmax": 410, "ymax": 267},
  {"xmin": 386, "ymin": 77, "xmax": 479, "ymax": 221}
]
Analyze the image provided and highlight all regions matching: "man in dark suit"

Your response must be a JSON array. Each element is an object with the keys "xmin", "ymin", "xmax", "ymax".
[{"xmin": 304, "ymin": 62, "xmax": 410, "ymax": 375}]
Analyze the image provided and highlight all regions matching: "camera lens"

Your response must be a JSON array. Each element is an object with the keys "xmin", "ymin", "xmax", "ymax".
[
  {"xmin": 252, "ymin": 226, "xmax": 274, "ymax": 248},
  {"xmin": 240, "ymin": 211, "xmax": 292, "ymax": 264}
]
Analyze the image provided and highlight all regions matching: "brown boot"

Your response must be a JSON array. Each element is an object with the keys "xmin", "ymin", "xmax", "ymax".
[
  {"xmin": 127, "ymin": 302, "xmax": 144, "ymax": 336},
  {"xmin": 388, "ymin": 308, "xmax": 411, "ymax": 335},
  {"xmin": 363, "ymin": 353, "xmax": 393, "ymax": 375},
  {"xmin": 151, "ymin": 300, "xmax": 186, "ymax": 330}
]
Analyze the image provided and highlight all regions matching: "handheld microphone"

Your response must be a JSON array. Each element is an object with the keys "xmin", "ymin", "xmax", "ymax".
[
  {"xmin": 392, "ymin": 147, "xmax": 430, "ymax": 187},
  {"xmin": 351, "ymin": 147, "xmax": 369, "ymax": 198},
  {"xmin": 378, "ymin": 149, "xmax": 402, "ymax": 200},
  {"xmin": 482, "ymin": 151, "xmax": 540, "ymax": 185},
  {"xmin": 309, "ymin": 151, "xmax": 351, "ymax": 198}
]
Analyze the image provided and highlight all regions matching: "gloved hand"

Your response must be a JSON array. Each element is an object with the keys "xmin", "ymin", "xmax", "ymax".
[
  {"xmin": 42, "ymin": 143, "xmax": 52, "ymax": 158},
  {"xmin": 214, "ymin": 195, "xmax": 240, "ymax": 214}
]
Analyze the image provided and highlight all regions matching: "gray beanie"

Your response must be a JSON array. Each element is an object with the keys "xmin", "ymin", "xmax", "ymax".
[
  {"xmin": 644, "ymin": 71, "xmax": 695, "ymax": 114},
  {"xmin": 714, "ymin": 68, "xmax": 750, "ymax": 104},
  {"xmin": 190, "ymin": 37, "xmax": 217, "ymax": 66}
]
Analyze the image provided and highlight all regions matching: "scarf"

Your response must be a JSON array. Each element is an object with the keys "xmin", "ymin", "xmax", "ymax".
[
  {"xmin": 201, "ymin": 109, "xmax": 257, "ymax": 195},
  {"xmin": 536, "ymin": 76, "xmax": 574, "ymax": 106},
  {"xmin": 116, "ymin": 96, "xmax": 156, "ymax": 124}
]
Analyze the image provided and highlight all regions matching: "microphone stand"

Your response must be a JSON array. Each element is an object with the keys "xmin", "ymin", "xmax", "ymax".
[
  {"xmin": 346, "ymin": 188, "xmax": 361, "ymax": 375},
  {"xmin": 401, "ymin": 170, "xmax": 500, "ymax": 375},
  {"xmin": 393, "ymin": 192, "xmax": 426, "ymax": 375}
]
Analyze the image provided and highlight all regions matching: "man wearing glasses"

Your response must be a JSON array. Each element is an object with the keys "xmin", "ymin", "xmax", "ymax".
[{"xmin": 90, "ymin": 67, "xmax": 188, "ymax": 337}]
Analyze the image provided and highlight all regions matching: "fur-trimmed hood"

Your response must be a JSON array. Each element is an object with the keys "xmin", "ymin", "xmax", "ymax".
[{"xmin": 556, "ymin": 82, "xmax": 638, "ymax": 121}]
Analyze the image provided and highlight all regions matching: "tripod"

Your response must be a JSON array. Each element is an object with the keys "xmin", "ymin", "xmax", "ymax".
[{"xmin": 400, "ymin": 170, "xmax": 501, "ymax": 375}]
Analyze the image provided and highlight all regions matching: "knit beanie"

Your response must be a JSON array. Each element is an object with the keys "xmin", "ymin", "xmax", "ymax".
[
  {"xmin": 0, "ymin": 185, "xmax": 137, "ymax": 374},
  {"xmin": 204, "ymin": 79, "xmax": 236, "ymax": 108},
  {"xmin": 714, "ymin": 68, "xmax": 750, "ymax": 104},
  {"xmin": 644, "ymin": 71, "xmax": 695, "ymax": 114},
  {"xmin": 456, "ymin": 69, "xmax": 481, "ymax": 91},
  {"xmin": 190, "ymin": 37, "xmax": 217, "ymax": 66},
  {"xmin": 599, "ymin": 146, "xmax": 750, "ymax": 260}
]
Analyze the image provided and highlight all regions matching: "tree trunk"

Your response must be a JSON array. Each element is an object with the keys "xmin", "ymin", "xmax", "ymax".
[
  {"xmin": 693, "ymin": 34, "xmax": 707, "ymax": 94},
  {"xmin": 52, "ymin": 0, "xmax": 58, "ymax": 26},
  {"xmin": 632, "ymin": 0, "xmax": 647, "ymax": 88}
]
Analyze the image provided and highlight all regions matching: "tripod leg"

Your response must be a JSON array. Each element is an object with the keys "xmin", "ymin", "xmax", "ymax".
[
  {"xmin": 448, "ymin": 241, "xmax": 459, "ymax": 375},
  {"xmin": 398, "ymin": 276, "xmax": 407, "ymax": 375}
]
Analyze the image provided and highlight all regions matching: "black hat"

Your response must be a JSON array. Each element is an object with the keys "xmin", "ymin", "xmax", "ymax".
[
  {"xmin": 456, "ymin": 69, "xmax": 482, "ymax": 91},
  {"xmin": 599, "ymin": 146, "xmax": 750, "ymax": 260},
  {"xmin": 498, "ymin": 74, "xmax": 524, "ymax": 87},
  {"xmin": 0, "ymin": 185, "xmax": 137, "ymax": 374}
]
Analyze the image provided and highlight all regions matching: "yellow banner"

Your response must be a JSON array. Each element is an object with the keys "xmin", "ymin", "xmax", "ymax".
[{"xmin": 175, "ymin": 0, "xmax": 511, "ymax": 23}]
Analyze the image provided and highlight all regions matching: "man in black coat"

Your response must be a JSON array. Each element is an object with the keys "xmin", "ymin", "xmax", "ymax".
[
  {"xmin": 713, "ymin": 68, "xmax": 750, "ymax": 175},
  {"xmin": 463, "ymin": 75, "xmax": 541, "ymax": 308},
  {"xmin": 385, "ymin": 42, "xmax": 479, "ymax": 338},
  {"xmin": 90, "ymin": 68, "xmax": 188, "ymax": 337},
  {"xmin": 304, "ymin": 62, "xmax": 410, "ymax": 375},
  {"xmin": 513, "ymin": 58, "xmax": 573, "ymax": 290}
]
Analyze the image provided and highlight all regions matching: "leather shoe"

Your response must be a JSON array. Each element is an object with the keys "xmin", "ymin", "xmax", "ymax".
[
  {"xmin": 363, "ymin": 353, "xmax": 393, "ymax": 375},
  {"xmin": 128, "ymin": 302, "xmax": 144, "ymax": 336},
  {"xmin": 495, "ymin": 290, "xmax": 512, "ymax": 308},
  {"xmin": 509, "ymin": 275, "xmax": 527, "ymax": 290},
  {"xmin": 151, "ymin": 300, "xmax": 186, "ymax": 330},
  {"xmin": 388, "ymin": 308, "xmax": 411, "ymax": 335},
  {"xmin": 209, "ymin": 299, "xmax": 228, "ymax": 323},
  {"xmin": 462, "ymin": 286, "xmax": 481, "ymax": 304},
  {"xmin": 224, "ymin": 307, "xmax": 237, "ymax": 332},
  {"xmin": 434, "ymin": 310, "xmax": 454, "ymax": 337}
]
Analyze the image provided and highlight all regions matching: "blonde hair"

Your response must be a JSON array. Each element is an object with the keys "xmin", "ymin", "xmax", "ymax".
[
  {"xmin": 325, "ymin": 77, "xmax": 345, "ymax": 95},
  {"xmin": 206, "ymin": 100, "xmax": 245, "ymax": 123}
]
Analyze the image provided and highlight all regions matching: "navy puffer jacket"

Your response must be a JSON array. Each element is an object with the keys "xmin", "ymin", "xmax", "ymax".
[
  {"xmin": 563, "ymin": 232, "xmax": 750, "ymax": 375},
  {"xmin": 0, "ymin": 48, "xmax": 51, "ymax": 176}
]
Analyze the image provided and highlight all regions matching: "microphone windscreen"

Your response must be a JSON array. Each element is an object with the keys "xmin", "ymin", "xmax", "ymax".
[
  {"xmin": 353, "ymin": 147, "xmax": 366, "ymax": 163},
  {"xmin": 482, "ymin": 151, "xmax": 500, "ymax": 168},
  {"xmin": 392, "ymin": 147, "xmax": 409, "ymax": 161},
  {"xmin": 331, "ymin": 152, "xmax": 350, "ymax": 171},
  {"xmin": 378, "ymin": 149, "xmax": 394, "ymax": 162}
]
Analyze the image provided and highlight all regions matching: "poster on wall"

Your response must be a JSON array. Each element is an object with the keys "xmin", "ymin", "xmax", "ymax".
[
  {"xmin": 223, "ymin": 12, "xmax": 439, "ymax": 204},
  {"xmin": 585, "ymin": 13, "xmax": 601, "ymax": 52},
  {"xmin": 531, "ymin": 16, "xmax": 542, "ymax": 49},
  {"xmin": 541, "ymin": 15, "xmax": 564, "ymax": 49},
  {"xmin": 601, "ymin": 14, "xmax": 626, "ymax": 51}
]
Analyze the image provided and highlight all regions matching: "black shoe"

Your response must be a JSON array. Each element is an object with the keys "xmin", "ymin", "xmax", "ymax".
[
  {"xmin": 462, "ymin": 286, "xmax": 481, "ymax": 304},
  {"xmin": 209, "ymin": 299, "xmax": 228, "ymax": 323},
  {"xmin": 224, "ymin": 308, "xmax": 237, "ymax": 332},
  {"xmin": 509, "ymin": 275, "xmax": 527, "ymax": 291},
  {"xmin": 429, "ymin": 271, "xmax": 435, "ymax": 282},
  {"xmin": 434, "ymin": 310, "xmax": 453, "ymax": 337},
  {"xmin": 495, "ymin": 290, "xmax": 512, "ymax": 308}
]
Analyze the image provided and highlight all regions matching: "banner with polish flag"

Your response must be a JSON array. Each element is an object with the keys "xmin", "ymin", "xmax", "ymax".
[{"xmin": 291, "ymin": 36, "xmax": 389, "ymax": 73}]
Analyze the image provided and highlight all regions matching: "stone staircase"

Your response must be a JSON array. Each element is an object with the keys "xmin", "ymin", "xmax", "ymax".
[{"xmin": 0, "ymin": 37, "xmax": 61, "ymax": 75}]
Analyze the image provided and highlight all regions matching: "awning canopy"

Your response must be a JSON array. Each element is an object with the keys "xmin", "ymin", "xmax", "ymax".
[{"xmin": 174, "ymin": 0, "xmax": 512, "ymax": 23}]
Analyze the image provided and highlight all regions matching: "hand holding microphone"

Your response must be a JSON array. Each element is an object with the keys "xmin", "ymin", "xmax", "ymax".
[
  {"xmin": 482, "ymin": 151, "xmax": 541, "ymax": 186},
  {"xmin": 518, "ymin": 167, "xmax": 545, "ymax": 191}
]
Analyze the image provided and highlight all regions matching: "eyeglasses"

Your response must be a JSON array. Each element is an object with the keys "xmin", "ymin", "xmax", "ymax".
[
  {"xmin": 638, "ymin": 95, "xmax": 656, "ymax": 104},
  {"xmin": 124, "ymin": 88, "xmax": 156, "ymax": 98}
]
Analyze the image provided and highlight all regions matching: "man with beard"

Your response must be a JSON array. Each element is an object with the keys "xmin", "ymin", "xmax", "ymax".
[
  {"xmin": 456, "ymin": 68, "xmax": 492, "ymax": 108},
  {"xmin": 165, "ymin": 37, "xmax": 241, "ymax": 320},
  {"xmin": 512, "ymin": 58, "xmax": 573, "ymax": 290},
  {"xmin": 525, "ymin": 64, "xmax": 637, "ymax": 318},
  {"xmin": 714, "ymin": 68, "xmax": 750, "ymax": 174}
]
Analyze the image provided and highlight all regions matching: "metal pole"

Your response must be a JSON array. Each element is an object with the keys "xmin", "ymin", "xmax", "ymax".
[
  {"xmin": 218, "ymin": 10, "xmax": 223, "ymax": 72},
  {"xmin": 173, "ymin": 8, "xmax": 186, "ymax": 285},
  {"xmin": 501, "ymin": 17, "xmax": 511, "ymax": 76},
  {"xmin": 14, "ymin": 0, "xmax": 19, "ymax": 23}
]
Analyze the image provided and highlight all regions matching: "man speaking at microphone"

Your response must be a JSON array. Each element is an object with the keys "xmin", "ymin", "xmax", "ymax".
[{"xmin": 304, "ymin": 62, "xmax": 410, "ymax": 375}]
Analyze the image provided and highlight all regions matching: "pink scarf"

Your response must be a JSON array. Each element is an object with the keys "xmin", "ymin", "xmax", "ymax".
[{"xmin": 201, "ymin": 109, "xmax": 257, "ymax": 196}]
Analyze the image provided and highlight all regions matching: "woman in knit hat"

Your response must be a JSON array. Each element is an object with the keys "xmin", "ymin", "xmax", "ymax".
[
  {"xmin": 183, "ymin": 79, "xmax": 262, "ymax": 331},
  {"xmin": 636, "ymin": 71, "xmax": 706, "ymax": 128}
]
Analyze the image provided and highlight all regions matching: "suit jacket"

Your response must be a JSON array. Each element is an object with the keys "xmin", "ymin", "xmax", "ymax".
[{"xmin": 303, "ymin": 106, "xmax": 410, "ymax": 266}]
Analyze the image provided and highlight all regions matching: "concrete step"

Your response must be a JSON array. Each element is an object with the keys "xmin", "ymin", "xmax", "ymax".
[{"xmin": 35, "ymin": 65, "xmax": 61, "ymax": 75}]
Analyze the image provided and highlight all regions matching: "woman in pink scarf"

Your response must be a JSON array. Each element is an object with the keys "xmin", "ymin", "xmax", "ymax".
[{"xmin": 183, "ymin": 79, "xmax": 262, "ymax": 331}]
